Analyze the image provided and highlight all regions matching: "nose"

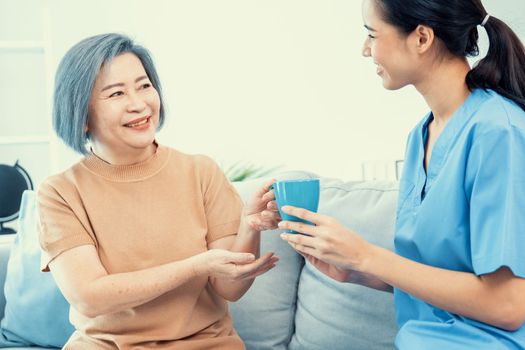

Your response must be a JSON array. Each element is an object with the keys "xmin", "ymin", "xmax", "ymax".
[
  {"xmin": 127, "ymin": 91, "xmax": 147, "ymax": 113},
  {"xmin": 362, "ymin": 37, "xmax": 371, "ymax": 57}
]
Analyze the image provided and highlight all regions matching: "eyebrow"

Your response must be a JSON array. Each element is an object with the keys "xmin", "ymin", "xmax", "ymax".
[
  {"xmin": 100, "ymin": 75, "xmax": 149, "ymax": 92},
  {"xmin": 364, "ymin": 24, "xmax": 377, "ymax": 32}
]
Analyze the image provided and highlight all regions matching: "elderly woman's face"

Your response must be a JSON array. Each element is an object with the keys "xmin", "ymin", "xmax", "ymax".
[{"xmin": 87, "ymin": 53, "xmax": 160, "ymax": 159}]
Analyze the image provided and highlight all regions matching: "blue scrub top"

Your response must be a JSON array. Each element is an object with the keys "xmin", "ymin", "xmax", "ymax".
[{"xmin": 394, "ymin": 89, "xmax": 525, "ymax": 349}]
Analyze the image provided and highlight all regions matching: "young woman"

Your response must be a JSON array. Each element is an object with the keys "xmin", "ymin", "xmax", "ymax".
[
  {"xmin": 38, "ymin": 33, "xmax": 280, "ymax": 350},
  {"xmin": 279, "ymin": 0, "xmax": 525, "ymax": 348}
]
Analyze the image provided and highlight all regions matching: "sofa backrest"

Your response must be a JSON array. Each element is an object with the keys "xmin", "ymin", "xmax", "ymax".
[
  {"xmin": 0, "ymin": 170, "xmax": 400, "ymax": 350},
  {"xmin": 230, "ymin": 171, "xmax": 399, "ymax": 350}
]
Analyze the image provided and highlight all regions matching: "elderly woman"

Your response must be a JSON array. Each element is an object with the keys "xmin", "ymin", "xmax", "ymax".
[{"xmin": 37, "ymin": 33, "xmax": 280, "ymax": 350}]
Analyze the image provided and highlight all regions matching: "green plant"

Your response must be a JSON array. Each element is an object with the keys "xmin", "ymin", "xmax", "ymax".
[{"xmin": 223, "ymin": 162, "xmax": 281, "ymax": 182}]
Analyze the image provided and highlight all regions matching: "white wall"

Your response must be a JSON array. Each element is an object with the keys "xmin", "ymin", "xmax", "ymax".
[{"xmin": 4, "ymin": 0, "xmax": 525, "ymax": 184}]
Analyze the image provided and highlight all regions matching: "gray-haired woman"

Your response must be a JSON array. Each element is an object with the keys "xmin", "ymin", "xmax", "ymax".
[{"xmin": 38, "ymin": 33, "xmax": 280, "ymax": 350}]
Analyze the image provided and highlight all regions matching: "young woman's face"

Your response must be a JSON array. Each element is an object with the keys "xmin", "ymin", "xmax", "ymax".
[
  {"xmin": 87, "ymin": 52, "xmax": 160, "ymax": 159},
  {"xmin": 361, "ymin": 0, "xmax": 419, "ymax": 90}
]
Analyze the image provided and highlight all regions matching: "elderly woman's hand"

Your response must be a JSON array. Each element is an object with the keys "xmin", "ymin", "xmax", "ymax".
[
  {"xmin": 242, "ymin": 179, "xmax": 281, "ymax": 232},
  {"xmin": 192, "ymin": 249, "xmax": 278, "ymax": 281}
]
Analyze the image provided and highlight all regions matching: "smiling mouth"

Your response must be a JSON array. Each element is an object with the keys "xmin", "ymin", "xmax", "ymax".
[{"xmin": 124, "ymin": 117, "xmax": 150, "ymax": 128}]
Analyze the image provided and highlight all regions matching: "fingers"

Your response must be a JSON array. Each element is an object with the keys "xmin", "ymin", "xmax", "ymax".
[
  {"xmin": 283, "ymin": 239, "xmax": 321, "ymax": 260},
  {"xmin": 226, "ymin": 251, "xmax": 256, "ymax": 264},
  {"xmin": 261, "ymin": 209, "xmax": 281, "ymax": 222},
  {"xmin": 261, "ymin": 191, "xmax": 275, "ymax": 202},
  {"xmin": 248, "ymin": 254, "xmax": 278, "ymax": 278},
  {"xmin": 241, "ymin": 261, "xmax": 277, "ymax": 280},
  {"xmin": 247, "ymin": 209, "xmax": 281, "ymax": 231},
  {"xmin": 249, "ymin": 219, "xmax": 277, "ymax": 232},
  {"xmin": 280, "ymin": 232, "xmax": 316, "ymax": 249},
  {"xmin": 280, "ymin": 206, "xmax": 326, "ymax": 226},
  {"xmin": 278, "ymin": 220, "xmax": 318, "ymax": 236},
  {"xmin": 245, "ymin": 180, "xmax": 277, "ymax": 217},
  {"xmin": 290, "ymin": 248, "xmax": 324, "ymax": 270},
  {"xmin": 288, "ymin": 241, "xmax": 319, "ymax": 258},
  {"xmin": 235, "ymin": 252, "xmax": 273, "ymax": 268},
  {"xmin": 258, "ymin": 179, "xmax": 277, "ymax": 199},
  {"xmin": 259, "ymin": 251, "xmax": 276, "ymax": 261},
  {"xmin": 267, "ymin": 200, "xmax": 278, "ymax": 211},
  {"xmin": 243, "ymin": 255, "xmax": 279, "ymax": 279},
  {"xmin": 234, "ymin": 253, "xmax": 279, "ymax": 280},
  {"xmin": 262, "ymin": 178, "xmax": 277, "ymax": 191},
  {"xmin": 280, "ymin": 232, "xmax": 325, "ymax": 260}
]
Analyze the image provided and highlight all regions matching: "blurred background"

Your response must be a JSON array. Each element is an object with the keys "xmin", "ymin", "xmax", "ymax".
[{"xmin": 1, "ymin": 0, "xmax": 524, "ymax": 189}]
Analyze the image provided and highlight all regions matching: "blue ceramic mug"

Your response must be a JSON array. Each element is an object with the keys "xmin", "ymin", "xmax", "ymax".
[{"xmin": 273, "ymin": 179, "xmax": 320, "ymax": 233}]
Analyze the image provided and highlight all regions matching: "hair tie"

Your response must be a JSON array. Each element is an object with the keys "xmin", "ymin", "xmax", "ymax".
[{"xmin": 480, "ymin": 14, "xmax": 490, "ymax": 27}]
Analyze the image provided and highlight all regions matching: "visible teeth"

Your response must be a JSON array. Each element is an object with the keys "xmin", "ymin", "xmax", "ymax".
[{"xmin": 127, "ymin": 118, "xmax": 148, "ymax": 127}]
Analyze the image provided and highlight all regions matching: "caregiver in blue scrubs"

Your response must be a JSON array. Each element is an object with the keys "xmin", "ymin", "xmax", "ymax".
[{"xmin": 279, "ymin": 0, "xmax": 525, "ymax": 348}]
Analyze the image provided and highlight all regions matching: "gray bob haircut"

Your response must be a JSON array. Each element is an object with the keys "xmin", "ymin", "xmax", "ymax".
[{"xmin": 53, "ymin": 33, "xmax": 165, "ymax": 154}]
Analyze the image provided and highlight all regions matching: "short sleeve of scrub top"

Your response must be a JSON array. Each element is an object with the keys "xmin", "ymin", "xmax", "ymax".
[
  {"xmin": 466, "ymin": 121, "xmax": 525, "ymax": 277},
  {"xmin": 393, "ymin": 89, "xmax": 525, "ymax": 350}
]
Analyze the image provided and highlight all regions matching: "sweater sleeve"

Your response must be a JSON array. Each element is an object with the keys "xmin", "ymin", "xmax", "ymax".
[
  {"xmin": 196, "ymin": 156, "xmax": 243, "ymax": 243},
  {"xmin": 37, "ymin": 180, "xmax": 95, "ymax": 272}
]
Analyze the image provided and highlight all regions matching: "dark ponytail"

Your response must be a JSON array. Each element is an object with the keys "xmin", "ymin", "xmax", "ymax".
[
  {"xmin": 467, "ymin": 16, "xmax": 525, "ymax": 111},
  {"xmin": 375, "ymin": 0, "xmax": 525, "ymax": 111}
]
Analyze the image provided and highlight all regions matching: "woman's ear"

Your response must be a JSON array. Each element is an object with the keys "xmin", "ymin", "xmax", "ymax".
[{"xmin": 412, "ymin": 24, "xmax": 435, "ymax": 54}]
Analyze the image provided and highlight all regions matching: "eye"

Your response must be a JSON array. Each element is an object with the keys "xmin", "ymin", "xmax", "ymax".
[
  {"xmin": 141, "ymin": 83, "xmax": 152, "ymax": 89},
  {"xmin": 109, "ymin": 91, "xmax": 124, "ymax": 98},
  {"xmin": 368, "ymin": 34, "xmax": 376, "ymax": 40}
]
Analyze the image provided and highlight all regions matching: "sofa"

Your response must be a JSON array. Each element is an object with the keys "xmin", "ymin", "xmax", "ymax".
[{"xmin": 0, "ymin": 170, "xmax": 399, "ymax": 349}]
